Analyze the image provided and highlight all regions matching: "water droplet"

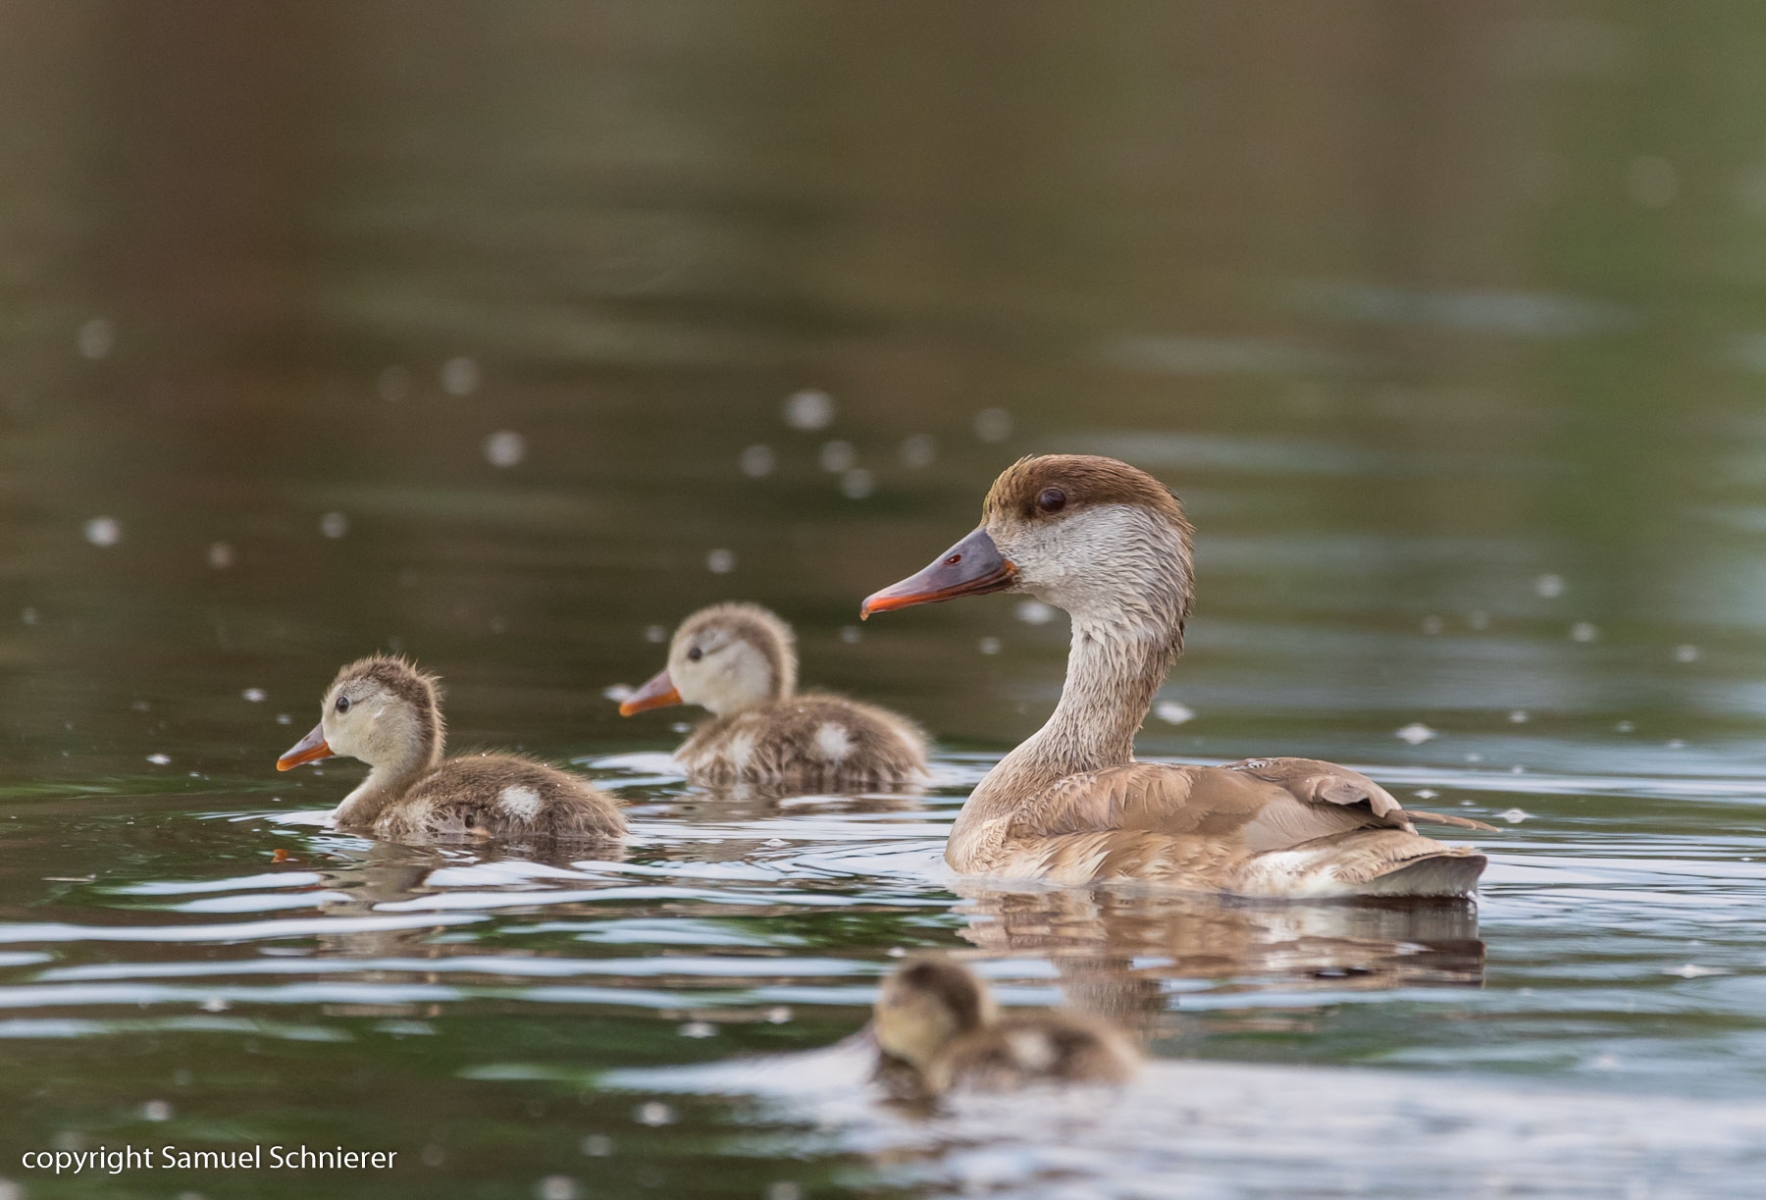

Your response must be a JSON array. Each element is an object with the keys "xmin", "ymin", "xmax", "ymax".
[
  {"xmin": 147, "ymin": 754, "xmax": 171, "ymax": 765},
  {"xmin": 634, "ymin": 1101, "xmax": 675, "ymax": 1127},
  {"xmin": 603, "ymin": 684, "xmax": 635, "ymax": 703},
  {"xmin": 977, "ymin": 636, "xmax": 1001, "ymax": 655},
  {"xmin": 141, "ymin": 1099, "xmax": 173, "ymax": 1122},
  {"xmin": 1414, "ymin": 789, "xmax": 1439, "ymax": 800},
  {"xmin": 1667, "ymin": 738, "xmax": 1686, "ymax": 749},
  {"xmin": 319, "ymin": 512, "xmax": 350, "ymax": 539},
  {"xmin": 839, "ymin": 626, "xmax": 861, "ymax": 644},
  {"xmin": 677, "ymin": 1021, "xmax": 716, "ymax": 1038},
  {"xmin": 1395, "ymin": 723, "xmax": 1438, "ymax": 745},
  {"xmin": 484, "ymin": 430, "xmax": 526, "ymax": 468},
  {"xmin": 782, "ymin": 389, "xmax": 834, "ymax": 430},
  {"xmin": 378, "ymin": 365, "xmax": 410, "ymax": 402},
  {"xmin": 276, "ymin": 714, "xmax": 292, "ymax": 725},
  {"xmin": 766, "ymin": 1006, "xmax": 793, "ymax": 1024},
  {"xmin": 534, "ymin": 1176, "xmax": 579, "ymax": 1200},
  {"xmin": 580, "ymin": 1134, "xmax": 613, "ymax": 1157},
  {"xmin": 200, "ymin": 996, "xmax": 229, "ymax": 1013},
  {"xmin": 900, "ymin": 433, "xmax": 937, "ymax": 468},
  {"xmin": 973, "ymin": 407, "xmax": 1013, "ymax": 442},
  {"xmin": 739, "ymin": 444, "xmax": 775, "ymax": 477},
  {"xmin": 1498, "ymin": 808, "xmax": 1529, "ymax": 823},
  {"xmin": 839, "ymin": 468, "xmax": 873, "ymax": 499},
  {"xmin": 644, "ymin": 625, "xmax": 668, "ymax": 644},
  {"xmin": 20, "ymin": 608, "xmax": 38, "ymax": 626},
  {"xmin": 1569, "ymin": 621, "xmax": 1598, "ymax": 643},
  {"xmin": 1154, "ymin": 701, "xmax": 1195, "ymax": 725},
  {"xmin": 241, "ymin": 688, "xmax": 267, "ymax": 703},
  {"xmin": 1015, "ymin": 600, "xmax": 1056, "ymax": 625},
  {"xmin": 1509, "ymin": 709, "xmax": 1529, "ymax": 723},
  {"xmin": 1674, "ymin": 643, "xmax": 1700, "ymax": 663},
  {"xmin": 77, "ymin": 317, "xmax": 114, "ymax": 360},
  {"xmin": 1535, "ymin": 573, "xmax": 1565, "ymax": 599},
  {"xmin": 84, "ymin": 516, "xmax": 122, "ymax": 547},
  {"xmin": 706, "ymin": 548, "xmax": 736, "ymax": 575},
  {"xmin": 440, "ymin": 356, "xmax": 480, "ymax": 396},
  {"xmin": 207, "ymin": 541, "xmax": 235, "ymax": 569}
]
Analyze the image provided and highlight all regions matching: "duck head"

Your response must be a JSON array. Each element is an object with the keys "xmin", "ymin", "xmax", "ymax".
[
  {"xmin": 619, "ymin": 602, "xmax": 798, "ymax": 719},
  {"xmin": 277, "ymin": 655, "xmax": 445, "ymax": 774},
  {"xmin": 873, "ymin": 956, "xmax": 998, "ymax": 1072},
  {"xmin": 862, "ymin": 454, "xmax": 1194, "ymax": 633}
]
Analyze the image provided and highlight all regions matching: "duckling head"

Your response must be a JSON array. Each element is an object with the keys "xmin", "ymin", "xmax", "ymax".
[
  {"xmin": 862, "ymin": 454, "xmax": 1194, "ymax": 638},
  {"xmin": 619, "ymin": 603, "xmax": 797, "ymax": 719},
  {"xmin": 277, "ymin": 655, "xmax": 446, "ymax": 775},
  {"xmin": 873, "ymin": 956, "xmax": 998, "ymax": 1073}
]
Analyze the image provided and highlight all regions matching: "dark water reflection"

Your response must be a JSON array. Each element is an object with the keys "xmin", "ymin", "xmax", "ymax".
[{"xmin": 5, "ymin": 2, "xmax": 1766, "ymax": 1197}]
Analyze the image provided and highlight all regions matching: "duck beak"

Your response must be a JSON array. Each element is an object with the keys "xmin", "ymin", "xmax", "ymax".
[
  {"xmin": 276, "ymin": 723, "xmax": 333, "ymax": 771},
  {"xmin": 619, "ymin": 667, "xmax": 682, "ymax": 716},
  {"xmin": 861, "ymin": 527, "xmax": 1016, "ymax": 618}
]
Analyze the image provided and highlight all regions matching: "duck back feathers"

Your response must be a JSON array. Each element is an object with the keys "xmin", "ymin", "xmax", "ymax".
[{"xmin": 676, "ymin": 691, "xmax": 927, "ymax": 790}]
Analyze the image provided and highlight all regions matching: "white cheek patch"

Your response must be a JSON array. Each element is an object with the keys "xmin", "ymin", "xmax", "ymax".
[
  {"xmin": 498, "ymin": 785, "xmax": 543, "ymax": 821},
  {"xmin": 813, "ymin": 723, "xmax": 851, "ymax": 762}
]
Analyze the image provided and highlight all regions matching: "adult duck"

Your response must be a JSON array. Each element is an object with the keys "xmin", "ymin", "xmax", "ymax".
[
  {"xmin": 861, "ymin": 454, "xmax": 1490, "ymax": 898},
  {"xmin": 618, "ymin": 602, "xmax": 927, "ymax": 790},
  {"xmin": 277, "ymin": 655, "xmax": 625, "ymax": 842}
]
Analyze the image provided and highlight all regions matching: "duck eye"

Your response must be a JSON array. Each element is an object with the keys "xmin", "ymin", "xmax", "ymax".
[
  {"xmin": 335, "ymin": 695, "xmax": 351, "ymax": 714},
  {"xmin": 687, "ymin": 647, "xmax": 703, "ymax": 662},
  {"xmin": 1036, "ymin": 487, "xmax": 1066, "ymax": 514}
]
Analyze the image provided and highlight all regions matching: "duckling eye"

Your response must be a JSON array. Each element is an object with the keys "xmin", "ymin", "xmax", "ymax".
[
  {"xmin": 1036, "ymin": 487, "xmax": 1066, "ymax": 514},
  {"xmin": 335, "ymin": 695, "xmax": 352, "ymax": 714},
  {"xmin": 687, "ymin": 647, "xmax": 703, "ymax": 662}
]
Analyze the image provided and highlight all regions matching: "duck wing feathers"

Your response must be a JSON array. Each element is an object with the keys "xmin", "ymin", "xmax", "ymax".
[
  {"xmin": 976, "ymin": 757, "xmax": 1488, "ymax": 897},
  {"xmin": 375, "ymin": 755, "xmax": 625, "ymax": 841}
]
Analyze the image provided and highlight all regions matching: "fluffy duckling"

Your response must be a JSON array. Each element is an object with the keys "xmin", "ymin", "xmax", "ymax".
[
  {"xmin": 618, "ymin": 603, "xmax": 927, "ymax": 790},
  {"xmin": 277, "ymin": 655, "xmax": 625, "ymax": 843},
  {"xmin": 873, "ymin": 956, "xmax": 1139, "ymax": 1095}
]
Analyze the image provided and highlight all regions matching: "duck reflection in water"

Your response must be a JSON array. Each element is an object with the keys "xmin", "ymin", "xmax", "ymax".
[{"xmin": 950, "ymin": 883, "xmax": 1484, "ymax": 1039}]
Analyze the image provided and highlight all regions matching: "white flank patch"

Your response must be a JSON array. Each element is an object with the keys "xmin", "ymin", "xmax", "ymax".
[
  {"xmin": 1005, "ymin": 1028, "xmax": 1057, "ymax": 1072},
  {"xmin": 726, "ymin": 732, "xmax": 757, "ymax": 771},
  {"xmin": 813, "ymin": 723, "xmax": 851, "ymax": 762},
  {"xmin": 498, "ymin": 785, "xmax": 543, "ymax": 821}
]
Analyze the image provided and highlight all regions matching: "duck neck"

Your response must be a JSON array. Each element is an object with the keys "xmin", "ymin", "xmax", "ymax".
[
  {"xmin": 331, "ymin": 739, "xmax": 441, "ymax": 827},
  {"xmin": 969, "ymin": 612, "xmax": 1181, "ymax": 815}
]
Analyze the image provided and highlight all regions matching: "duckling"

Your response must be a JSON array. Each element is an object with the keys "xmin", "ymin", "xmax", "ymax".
[
  {"xmin": 618, "ymin": 602, "xmax": 928, "ymax": 790},
  {"xmin": 276, "ymin": 655, "xmax": 625, "ymax": 843},
  {"xmin": 873, "ymin": 956, "xmax": 1139, "ymax": 1095}
]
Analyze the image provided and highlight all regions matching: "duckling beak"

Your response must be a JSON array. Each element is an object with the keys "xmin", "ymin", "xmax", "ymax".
[
  {"xmin": 276, "ymin": 723, "xmax": 333, "ymax": 771},
  {"xmin": 861, "ymin": 527, "xmax": 1016, "ymax": 618},
  {"xmin": 619, "ymin": 668, "xmax": 682, "ymax": 716}
]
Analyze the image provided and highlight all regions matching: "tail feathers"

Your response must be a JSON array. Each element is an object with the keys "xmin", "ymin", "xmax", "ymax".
[
  {"xmin": 1397, "ymin": 808, "xmax": 1499, "ymax": 833},
  {"xmin": 1354, "ymin": 850, "xmax": 1488, "ymax": 898}
]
